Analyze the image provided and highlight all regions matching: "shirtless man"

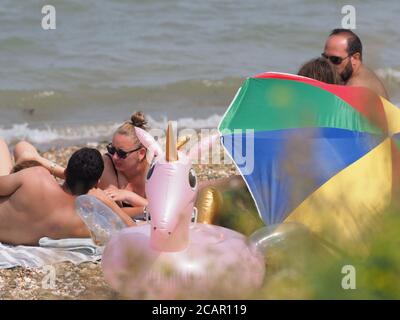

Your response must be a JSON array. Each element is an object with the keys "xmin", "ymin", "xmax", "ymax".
[
  {"xmin": 323, "ymin": 28, "xmax": 389, "ymax": 100},
  {"xmin": 0, "ymin": 139, "xmax": 133, "ymax": 246}
]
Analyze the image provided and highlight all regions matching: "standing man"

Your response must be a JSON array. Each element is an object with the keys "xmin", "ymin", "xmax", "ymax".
[{"xmin": 322, "ymin": 28, "xmax": 389, "ymax": 100}]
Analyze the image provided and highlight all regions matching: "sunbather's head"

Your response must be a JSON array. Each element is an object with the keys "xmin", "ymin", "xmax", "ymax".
[
  {"xmin": 298, "ymin": 57, "xmax": 342, "ymax": 85},
  {"xmin": 108, "ymin": 111, "xmax": 148, "ymax": 172},
  {"xmin": 65, "ymin": 148, "xmax": 104, "ymax": 195}
]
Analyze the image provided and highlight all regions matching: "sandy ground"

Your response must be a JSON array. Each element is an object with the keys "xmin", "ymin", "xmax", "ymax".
[{"xmin": 0, "ymin": 143, "xmax": 238, "ymax": 300}]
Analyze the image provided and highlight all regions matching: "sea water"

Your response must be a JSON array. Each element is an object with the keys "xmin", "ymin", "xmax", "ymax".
[{"xmin": 0, "ymin": 0, "xmax": 399, "ymax": 147}]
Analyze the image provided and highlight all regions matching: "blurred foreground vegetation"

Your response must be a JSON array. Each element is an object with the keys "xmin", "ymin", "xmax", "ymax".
[{"xmin": 216, "ymin": 186, "xmax": 400, "ymax": 299}]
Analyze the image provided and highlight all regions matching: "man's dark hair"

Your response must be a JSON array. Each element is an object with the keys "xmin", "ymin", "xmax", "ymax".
[
  {"xmin": 65, "ymin": 148, "xmax": 104, "ymax": 195},
  {"xmin": 330, "ymin": 28, "xmax": 363, "ymax": 60}
]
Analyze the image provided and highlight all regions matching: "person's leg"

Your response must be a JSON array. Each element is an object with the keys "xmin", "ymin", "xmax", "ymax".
[
  {"xmin": 13, "ymin": 141, "xmax": 41, "ymax": 165},
  {"xmin": 0, "ymin": 139, "xmax": 13, "ymax": 176}
]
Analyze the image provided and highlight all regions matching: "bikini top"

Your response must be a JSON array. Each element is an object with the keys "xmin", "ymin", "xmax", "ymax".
[{"xmin": 104, "ymin": 153, "xmax": 133, "ymax": 208}]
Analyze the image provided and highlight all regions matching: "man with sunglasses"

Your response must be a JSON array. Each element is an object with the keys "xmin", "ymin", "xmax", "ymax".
[{"xmin": 323, "ymin": 28, "xmax": 389, "ymax": 100}]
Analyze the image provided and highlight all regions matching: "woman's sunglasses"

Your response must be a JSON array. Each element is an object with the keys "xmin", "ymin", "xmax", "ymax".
[
  {"xmin": 106, "ymin": 143, "xmax": 143, "ymax": 159},
  {"xmin": 321, "ymin": 53, "xmax": 350, "ymax": 65}
]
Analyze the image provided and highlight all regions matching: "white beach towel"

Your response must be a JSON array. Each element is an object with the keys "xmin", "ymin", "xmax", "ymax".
[
  {"xmin": 0, "ymin": 195, "xmax": 126, "ymax": 269},
  {"xmin": 0, "ymin": 237, "xmax": 103, "ymax": 269}
]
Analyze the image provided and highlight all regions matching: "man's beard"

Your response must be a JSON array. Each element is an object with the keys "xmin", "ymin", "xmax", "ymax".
[{"xmin": 340, "ymin": 61, "xmax": 353, "ymax": 82}]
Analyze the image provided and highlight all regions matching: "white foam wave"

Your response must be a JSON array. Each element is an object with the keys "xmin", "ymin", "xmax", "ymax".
[
  {"xmin": 0, "ymin": 124, "xmax": 59, "ymax": 144},
  {"xmin": 0, "ymin": 114, "xmax": 223, "ymax": 146},
  {"xmin": 376, "ymin": 68, "xmax": 400, "ymax": 83},
  {"xmin": 201, "ymin": 79, "xmax": 227, "ymax": 88},
  {"xmin": 0, "ymin": 123, "xmax": 119, "ymax": 145},
  {"xmin": 147, "ymin": 114, "xmax": 222, "ymax": 130},
  {"xmin": 33, "ymin": 91, "xmax": 55, "ymax": 99}
]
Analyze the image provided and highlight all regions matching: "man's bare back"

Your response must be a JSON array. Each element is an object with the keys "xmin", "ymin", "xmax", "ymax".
[
  {"xmin": 347, "ymin": 64, "xmax": 389, "ymax": 100},
  {"xmin": 0, "ymin": 143, "xmax": 134, "ymax": 246},
  {"xmin": 0, "ymin": 167, "xmax": 90, "ymax": 245}
]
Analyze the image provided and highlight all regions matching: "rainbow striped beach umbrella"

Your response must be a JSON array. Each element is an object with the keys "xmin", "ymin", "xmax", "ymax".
[{"xmin": 219, "ymin": 72, "xmax": 400, "ymax": 253}]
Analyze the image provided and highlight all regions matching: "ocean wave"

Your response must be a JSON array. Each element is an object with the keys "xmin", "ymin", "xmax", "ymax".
[
  {"xmin": 147, "ymin": 114, "xmax": 222, "ymax": 130},
  {"xmin": 0, "ymin": 114, "xmax": 223, "ymax": 147},
  {"xmin": 0, "ymin": 123, "xmax": 118, "ymax": 146},
  {"xmin": 33, "ymin": 91, "xmax": 55, "ymax": 99},
  {"xmin": 0, "ymin": 76, "xmax": 242, "ymax": 105},
  {"xmin": 0, "ymin": 78, "xmax": 240, "ymax": 126},
  {"xmin": 376, "ymin": 68, "xmax": 400, "ymax": 83}
]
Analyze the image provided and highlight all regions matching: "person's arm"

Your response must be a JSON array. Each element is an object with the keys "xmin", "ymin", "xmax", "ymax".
[
  {"xmin": 0, "ymin": 170, "xmax": 24, "ymax": 196},
  {"xmin": 104, "ymin": 187, "xmax": 148, "ymax": 207},
  {"xmin": 121, "ymin": 206, "xmax": 147, "ymax": 218},
  {"xmin": 15, "ymin": 151, "xmax": 65, "ymax": 179},
  {"xmin": 123, "ymin": 192, "xmax": 148, "ymax": 207},
  {"xmin": 88, "ymin": 188, "xmax": 135, "ymax": 227},
  {"xmin": 37, "ymin": 157, "xmax": 65, "ymax": 179}
]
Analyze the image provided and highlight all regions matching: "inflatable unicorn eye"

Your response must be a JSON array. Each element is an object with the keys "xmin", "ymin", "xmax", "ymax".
[
  {"xmin": 147, "ymin": 162, "xmax": 156, "ymax": 180},
  {"xmin": 188, "ymin": 168, "xmax": 197, "ymax": 190}
]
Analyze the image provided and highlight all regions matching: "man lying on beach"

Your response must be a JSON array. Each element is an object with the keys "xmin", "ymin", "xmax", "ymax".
[
  {"xmin": 323, "ymin": 28, "xmax": 389, "ymax": 100},
  {"xmin": 0, "ymin": 139, "xmax": 134, "ymax": 246}
]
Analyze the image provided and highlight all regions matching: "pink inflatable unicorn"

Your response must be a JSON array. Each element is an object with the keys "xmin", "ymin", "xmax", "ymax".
[{"xmin": 99, "ymin": 122, "xmax": 265, "ymax": 299}]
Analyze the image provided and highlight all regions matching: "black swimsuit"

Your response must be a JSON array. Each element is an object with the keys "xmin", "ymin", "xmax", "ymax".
[
  {"xmin": 105, "ymin": 153, "xmax": 133, "ymax": 208},
  {"xmin": 104, "ymin": 153, "xmax": 146, "ymax": 221}
]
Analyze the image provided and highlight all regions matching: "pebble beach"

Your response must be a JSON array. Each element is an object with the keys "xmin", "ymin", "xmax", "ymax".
[
  {"xmin": 1, "ymin": 0, "xmax": 399, "ymax": 301},
  {"xmin": 0, "ymin": 142, "xmax": 239, "ymax": 300}
]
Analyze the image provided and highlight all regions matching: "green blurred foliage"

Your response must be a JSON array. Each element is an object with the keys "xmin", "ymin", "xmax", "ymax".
[
  {"xmin": 214, "ymin": 186, "xmax": 265, "ymax": 236},
  {"xmin": 216, "ymin": 187, "xmax": 400, "ymax": 299},
  {"xmin": 259, "ymin": 208, "xmax": 400, "ymax": 299}
]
